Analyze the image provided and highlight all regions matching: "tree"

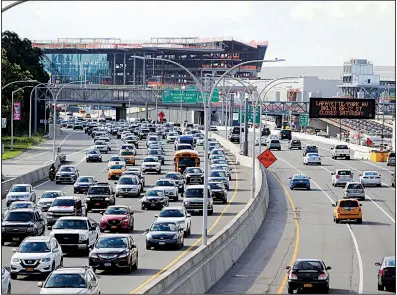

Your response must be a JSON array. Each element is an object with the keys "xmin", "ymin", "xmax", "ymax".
[{"xmin": 2, "ymin": 31, "xmax": 50, "ymax": 135}]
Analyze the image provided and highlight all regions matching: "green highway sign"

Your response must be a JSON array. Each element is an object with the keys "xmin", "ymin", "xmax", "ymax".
[
  {"xmin": 162, "ymin": 88, "xmax": 220, "ymax": 104},
  {"xmin": 299, "ymin": 114, "xmax": 309, "ymax": 127},
  {"xmin": 238, "ymin": 108, "xmax": 261, "ymax": 124}
]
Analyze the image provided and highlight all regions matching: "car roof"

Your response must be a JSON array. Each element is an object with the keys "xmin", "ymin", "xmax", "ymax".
[
  {"xmin": 44, "ymin": 190, "xmax": 63, "ymax": 193},
  {"xmin": 57, "ymin": 216, "xmax": 88, "ymax": 220},
  {"xmin": 51, "ymin": 267, "xmax": 89, "ymax": 275},
  {"xmin": 23, "ymin": 236, "xmax": 52, "ymax": 242},
  {"xmin": 161, "ymin": 206, "xmax": 183, "ymax": 211},
  {"xmin": 186, "ymin": 184, "xmax": 205, "ymax": 189},
  {"xmin": 12, "ymin": 184, "xmax": 30, "ymax": 187},
  {"xmin": 294, "ymin": 259, "xmax": 323, "ymax": 263},
  {"xmin": 363, "ymin": 171, "xmax": 378, "ymax": 174},
  {"xmin": 6, "ymin": 208, "xmax": 35, "ymax": 212},
  {"xmin": 153, "ymin": 220, "xmax": 178, "ymax": 224},
  {"xmin": 54, "ymin": 196, "xmax": 80, "ymax": 200},
  {"xmin": 98, "ymin": 233, "xmax": 131, "ymax": 239}
]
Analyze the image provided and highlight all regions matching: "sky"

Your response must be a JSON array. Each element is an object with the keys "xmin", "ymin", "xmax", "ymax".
[{"xmin": 1, "ymin": 1, "xmax": 396, "ymax": 67}]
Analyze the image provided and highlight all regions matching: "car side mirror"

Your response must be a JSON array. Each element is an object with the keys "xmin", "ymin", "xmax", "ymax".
[
  {"xmin": 91, "ymin": 281, "xmax": 98, "ymax": 288},
  {"xmin": 187, "ymin": 214, "xmax": 191, "ymax": 217},
  {"xmin": 326, "ymin": 266, "xmax": 332, "ymax": 270},
  {"xmin": 286, "ymin": 266, "xmax": 290, "ymax": 270},
  {"xmin": 360, "ymin": 204, "xmax": 362, "ymax": 206},
  {"xmin": 114, "ymin": 182, "xmax": 117, "ymax": 185},
  {"xmin": 100, "ymin": 211, "xmax": 104, "ymax": 215},
  {"xmin": 331, "ymin": 204, "xmax": 336, "ymax": 207},
  {"xmin": 288, "ymin": 177, "xmax": 291, "ymax": 179},
  {"xmin": 90, "ymin": 226, "xmax": 96, "ymax": 231},
  {"xmin": 359, "ymin": 174, "xmax": 362, "ymax": 176},
  {"xmin": 12, "ymin": 248, "xmax": 17, "ymax": 253},
  {"xmin": 145, "ymin": 228, "xmax": 149, "ymax": 232},
  {"xmin": 154, "ymin": 214, "xmax": 159, "ymax": 218},
  {"xmin": 5, "ymin": 190, "xmax": 9, "ymax": 194},
  {"xmin": 375, "ymin": 262, "xmax": 381, "ymax": 266},
  {"xmin": 37, "ymin": 282, "xmax": 43, "ymax": 288},
  {"xmin": 53, "ymin": 248, "xmax": 59, "ymax": 253},
  {"xmin": 47, "ymin": 225, "xmax": 52, "ymax": 230},
  {"xmin": 379, "ymin": 174, "xmax": 381, "ymax": 176},
  {"xmin": 331, "ymin": 173, "xmax": 335, "ymax": 175}
]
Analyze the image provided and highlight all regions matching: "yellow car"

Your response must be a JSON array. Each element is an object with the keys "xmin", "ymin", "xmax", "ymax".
[
  {"xmin": 120, "ymin": 150, "xmax": 136, "ymax": 165},
  {"xmin": 332, "ymin": 199, "xmax": 362, "ymax": 224},
  {"xmin": 108, "ymin": 164, "xmax": 126, "ymax": 180}
]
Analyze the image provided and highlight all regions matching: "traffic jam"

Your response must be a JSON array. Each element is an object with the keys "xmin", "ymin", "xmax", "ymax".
[{"xmin": 1, "ymin": 117, "xmax": 235, "ymax": 294}]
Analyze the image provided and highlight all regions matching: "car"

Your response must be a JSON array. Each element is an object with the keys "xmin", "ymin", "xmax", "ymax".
[
  {"xmin": 386, "ymin": 152, "xmax": 396, "ymax": 166},
  {"xmin": 108, "ymin": 163, "xmax": 127, "ymax": 180},
  {"xmin": 392, "ymin": 172, "xmax": 395, "ymax": 187},
  {"xmin": 146, "ymin": 135, "xmax": 160, "ymax": 147},
  {"xmin": 47, "ymin": 196, "xmax": 87, "ymax": 227},
  {"xmin": 145, "ymin": 221, "xmax": 184, "ymax": 250},
  {"xmin": 5, "ymin": 184, "xmax": 37, "ymax": 207},
  {"xmin": 269, "ymin": 139, "xmax": 281, "ymax": 150},
  {"xmin": 107, "ymin": 156, "xmax": 126, "ymax": 169},
  {"xmin": 72, "ymin": 122, "xmax": 84, "ymax": 130},
  {"xmin": 119, "ymin": 144, "xmax": 136, "ymax": 155},
  {"xmin": 97, "ymin": 136, "xmax": 112, "ymax": 150},
  {"xmin": 49, "ymin": 216, "xmax": 100, "ymax": 254},
  {"xmin": 184, "ymin": 167, "xmax": 204, "ymax": 185},
  {"xmin": 92, "ymin": 141, "xmax": 108, "ymax": 154},
  {"xmin": 183, "ymin": 185, "xmax": 214, "ymax": 215},
  {"xmin": 209, "ymin": 170, "xmax": 230, "ymax": 190},
  {"xmin": 303, "ymin": 153, "xmax": 322, "ymax": 165},
  {"xmin": 343, "ymin": 182, "xmax": 365, "ymax": 200},
  {"xmin": 148, "ymin": 149, "xmax": 165, "ymax": 165},
  {"xmin": 55, "ymin": 165, "xmax": 79, "ymax": 184},
  {"xmin": 332, "ymin": 198, "xmax": 362, "ymax": 224},
  {"xmin": 280, "ymin": 129, "xmax": 292, "ymax": 140},
  {"xmin": 148, "ymin": 143, "xmax": 164, "ymax": 152},
  {"xmin": 37, "ymin": 191, "xmax": 66, "ymax": 212},
  {"xmin": 163, "ymin": 172, "xmax": 184, "ymax": 194},
  {"xmin": 6, "ymin": 201, "xmax": 39, "ymax": 212},
  {"xmin": 229, "ymin": 133, "xmax": 240, "ymax": 143},
  {"xmin": 119, "ymin": 149, "xmax": 136, "ymax": 165},
  {"xmin": 1, "ymin": 208, "xmax": 45, "ymax": 245},
  {"xmin": 1, "ymin": 267, "xmax": 11, "ymax": 294},
  {"xmin": 209, "ymin": 148, "xmax": 226, "ymax": 158},
  {"xmin": 89, "ymin": 234, "xmax": 138, "ymax": 273},
  {"xmin": 331, "ymin": 169, "xmax": 354, "ymax": 187},
  {"xmin": 331, "ymin": 144, "xmax": 350, "ymax": 160},
  {"xmin": 155, "ymin": 207, "xmax": 192, "ymax": 236},
  {"xmin": 303, "ymin": 145, "xmax": 318, "ymax": 156},
  {"xmin": 10, "ymin": 236, "xmax": 63, "ymax": 279},
  {"xmin": 289, "ymin": 174, "xmax": 311, "ymax": 190},
  {"xmin": 154, "ymin": 179, "xmax": 179, "ymax": 201},
  {"xmin": 286, "ymin": 259, "xmax": 331, "ymax": 294},
  {"xmin": 195, "ymin": 135, "xmax": 206, "ymax": 146},
  {"xmin": 141, "ymin": 156, "xmax": 162, "ymax": 174},
  {"xmin": 86, "ymin": 149, "xmax": 102, "ymax": 162},
  {"xmin": 211, "ymin": 159, "xmax": 228, "ymax": 166},
  {"xmin": 99, "ymin": 205, "xmax": 135, "ymax": 233},
  {"xmin": 37, "ymin": 266, "xmax": 100, "ymax": 294},
  {"xmin": 140, "ymin": 189, "xmax": 168, "ymax": 210},
  {"xmin": 375, "ymin": 256, "xmax": 396, "ymax": 292},
  {"xmin": 175, "ymin": 143, "xmax": 193, "ymax": 151},
  {"xmin": 73, "ymin": 176, "xmax": 97, "ymax": 194},
  {"xmin": 123, "ymin": 167, "xmax": 146, "ymax": 187},
  {"xmin": 85, "ymin": 183, "xmax": 115, "ymax": 211},
  {"xmin": 211, "ymin": 164, "xmax": 232, "ymax": 180},
  {"xmin": 359, "ymin": 171, "xmax": 382, "ymax": 187},
  {"xmin": 114, "ymin": 175, "xmax": 141, "ymax": 197},
  {"xmin": 210, "ymin": 155, "xmax": 227, "ymax": 164},
  {"xmin": 208, "ymin": 182, "xmax": 227, "ymax": 203},
  {"xmin": 288, "ymin": 139, "xmax": 302, "ymax": 149}
]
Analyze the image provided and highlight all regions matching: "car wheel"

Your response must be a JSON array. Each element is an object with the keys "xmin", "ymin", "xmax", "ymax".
[
  {"xmin": 56, "ymin": 181, "xmax": 60, "ymax": 184},
  {"xmin": 378, "ymin": 283, "xmax": 384, "ymax": 291},
  {"xmin": 133, "ymin": 256, "xmax": 138, "ymax": 270},
  {"xmin": 209, "ymin": 209, "xmax": 213, "ymax": 215},
  {"xmin": 146, "ymin": 243, "xmax": 151, "ymax": 250},
  {"xmin": 290, "ymin": 187, "xmax": 294, "ymax": 190},
  {"xmin": 307, "ymin": 187, "xmax": 310, "ymax": 190},
  {"xmin": 356, "ymin": 218, "xmax": 362, "ymax": 224},
  {"xmin": 10, "ymin": 273, "xmax": 18, "ymax": 280},
  {"xmin": 287, "ymin": 287, "xmax": 293, "ymax": 294},
  {"xmin": 7, "ymin": 283, "xmax": 11, "ymax": 294},
  {"xmin": 223, "ymin": 198, "xmax": 227, "ymax": 204},
  {"xmin": 346, "ymin": 156, "xmax": 350, "ymax": 160},
  {"xmin": 377, "ymin": 184, "xmax": 381, "ymax": 187},
  {"xmin": 335, "ymin": 219, "xmax": 340, "ymax": 224}
]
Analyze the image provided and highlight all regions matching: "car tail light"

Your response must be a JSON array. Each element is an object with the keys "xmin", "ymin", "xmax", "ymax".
[
  {"xmin": 336, "ymin": 175, "xmax": 340, "ymax": 179},
  {"xmin": 380, "ymin": 269, "xmax": 385, "ymax": 276},
  {"xmin": 289, "ymin": 273, "xmax": 298, "ymax": 280},
  {"xmin": 349, "ymin": 175, "xmax": 353, "ymax": 178},
  {"xmin": 318, "ymin": 273, "xmax": 327, "ymax": 280}
]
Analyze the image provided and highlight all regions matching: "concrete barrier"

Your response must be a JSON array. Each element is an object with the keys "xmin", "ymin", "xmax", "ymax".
[
  {"xmin": 137, "ymin": 134, "xmax": 269, "ymax": 294},
  {"xmin": 1, "ymin": 156, "xmax": 61, "ymax": 196}
]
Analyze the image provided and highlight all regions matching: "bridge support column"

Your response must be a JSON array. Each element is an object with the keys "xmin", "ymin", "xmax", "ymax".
[
  {"xmin": 275, "ymin": 115, "xmax": 282, "ymax": 128},
  {"xmin": 191, "ymin": 111, "xmax": 204, "ymax": 125},
  {"xmin": 145, "ymin": 103, "xmax": 149, "ymax": 120},
  {"xmin": 116, "ymin": 104, "xmax": 127, "ymax": 122}
]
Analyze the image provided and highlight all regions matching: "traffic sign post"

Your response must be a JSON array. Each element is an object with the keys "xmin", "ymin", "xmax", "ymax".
[
  {"xmin": 239, "ymin": 107, "xmax": 261, "ymax": 124},
  {"xmin": 257, "ymin": 148, "xmax": 277, "ymax": 169},
  {"xmin": 158, "ymin": 111, "xmax": 165, "ymax": 122},
  {"xmin": 162, "ymin": 88, "xmax": 220, "ymax": 104},
  {"xmin": 299, "ymin": 114, "xmax": 309, "ymax": 127}
]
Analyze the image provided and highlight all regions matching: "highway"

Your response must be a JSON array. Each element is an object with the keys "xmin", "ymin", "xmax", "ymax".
[
  {"xmin": 2, "ymin": 130, "xmax": 253, "ymax": 294},
  {"xmin": 209, "ymin": 134, "xmax": 395, "ymax": 294}
]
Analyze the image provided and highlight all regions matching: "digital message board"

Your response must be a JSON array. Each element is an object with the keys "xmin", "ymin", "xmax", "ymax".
[{"xmin": 309, "ymin": 97, "xmax": 376, "ymax": 119}]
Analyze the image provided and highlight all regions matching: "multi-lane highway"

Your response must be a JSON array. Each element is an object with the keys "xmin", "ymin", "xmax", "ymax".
[
  {"xmin": 2, "ymin": 130, "xmax": 253, "ymax": 294},
  {"xmin": 209, "ymin": 132, "xmax": 395, "ymax": 294}
]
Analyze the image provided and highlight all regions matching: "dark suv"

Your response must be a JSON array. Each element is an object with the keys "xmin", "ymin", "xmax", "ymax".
[
  {"xmin": 1, "ymin": 208, "xmax": 45, "ymax": 245},
  {"xmin": 86, "ymin": 183, "xmax": 115, "ymax": 212},
  {"xmin": 303, "ymin": 145, "xmax": 318, "ymax": 156}
]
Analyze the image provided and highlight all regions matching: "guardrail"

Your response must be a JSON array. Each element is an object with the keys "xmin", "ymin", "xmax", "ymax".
[
  {"xmin": 1, "ymin": 156, "xmax": 61, "ymax": 197},
  {"xmin": 137, "ymin": 133, "xmax": 269, "ymax": 294}
]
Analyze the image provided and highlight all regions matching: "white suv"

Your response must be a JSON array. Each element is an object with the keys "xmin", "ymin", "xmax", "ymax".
[
  {"xmin": 155, "ymin": 207, "xmax": 192, "ymax": 236},
  {"xmin": 10, "ymin": 236, "xmax": 63, "ymax": 279},
  {"xmin": 141, "ymin": 156, "xmax": 161, "ymax": 174}
]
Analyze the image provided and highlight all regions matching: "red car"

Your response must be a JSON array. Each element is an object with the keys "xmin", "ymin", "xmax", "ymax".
[{"xmin": 99, "ymin": 205, "xmax": 135, "ymax": 233}]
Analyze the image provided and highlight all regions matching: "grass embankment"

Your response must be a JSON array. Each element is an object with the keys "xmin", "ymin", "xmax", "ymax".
[{"xmin": 1, "ymin": 136, "xmax": 44, "ymax": 160}]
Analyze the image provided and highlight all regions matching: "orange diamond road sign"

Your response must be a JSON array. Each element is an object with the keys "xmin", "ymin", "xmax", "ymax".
[{"xmin": 257, "ymin": 148, "xmax": 277, "ymax": 169}]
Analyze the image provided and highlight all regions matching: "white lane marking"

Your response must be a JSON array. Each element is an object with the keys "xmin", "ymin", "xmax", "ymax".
[
  {"xmin": 317, "ymin": 164, "xmax": 396, "ymax": 224},
  {"xmin": 276, "ymin": 156, "xmax": 364, "ymax": 293}
]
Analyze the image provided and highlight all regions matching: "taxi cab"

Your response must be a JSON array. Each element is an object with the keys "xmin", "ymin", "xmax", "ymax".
[
  {"xmin": 332, "ymin": 198, "xmax": 362, "ymax": 224},
  {"xmin": 120, "ymin": 150, "xmax": 136, "ymax": 165},
  {"xmin": 108, "ymin": 163, "xmax": 127, "ymax": 180}
]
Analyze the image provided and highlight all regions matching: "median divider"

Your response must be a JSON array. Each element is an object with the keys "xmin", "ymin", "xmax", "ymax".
[
  {"xmin": 1, "ymin": 156, "xmax": 61, "ymax": 197},
  {"xmin": 137, "ymin": 133, "xmax": 269, "ymax": 294}
]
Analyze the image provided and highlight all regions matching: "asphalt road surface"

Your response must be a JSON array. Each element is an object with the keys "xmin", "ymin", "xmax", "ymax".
[
  {"xmin": 209, "ymin": 134, "xmax": 395, "ymax": 294},
  {"xmin": 2, "ymin": 130, "xmax": 253, "ymax": 294}
]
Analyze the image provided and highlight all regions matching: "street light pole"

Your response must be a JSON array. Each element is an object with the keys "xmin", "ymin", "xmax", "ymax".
[
  {"xmin": 29, "ymin": 83, "xmax": 54, "ymax": 138},
  {"xmin": 2, "ymin": 79, "xmax": 38, "ymax": 90}
]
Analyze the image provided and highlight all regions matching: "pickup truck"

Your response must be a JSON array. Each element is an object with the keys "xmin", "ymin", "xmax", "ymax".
[{"xmin": 331, "ymin": 144, "xmax": 351, "ymax": 160}]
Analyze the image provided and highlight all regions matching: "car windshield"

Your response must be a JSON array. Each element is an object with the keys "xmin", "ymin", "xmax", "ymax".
[
  {"xmin": 364, "ymin": 172, "xmax": 378, "ymax": 176},
  {"xmin": 385, "ymin": 257, "xmax": 396, "ymax": 267},
  {"xmin": 105, "ymin": 207, "xmax": 128, "ymax": 215},
  {"xmin": 110, "ymin": 165, "xmax": 124, "ymax": 170},
  {"xmin": 146, "ymin": 190, "xmax": 164, "ymax": 197},
  {"xmin": 41, "ymin": 192, "xmax": 61, "ymax": 199},
  {"xmin": 144, "ymin": 158, "xmax": 157, "ymax": 162},
  {"xmin": 96, "ymin": 142, "xmax": 105, "ymax": 146},
  {"xmin": 308, "ymin": 153, "xmax": 319, "ymax": 157},
  {"xmin": 110, "ymin": 157, "xmax": 123, "ymax": 162},
  {"xmin": 121, "ymin": 145, "xmax": 134, "ymax": 150},
  {"xmin": 95, "ymin": 237, "xmax": 128, "ymax": 248},
  {"xmin": 213, "ymin": 160, "xmax": 227, "ymax": 165},
  {"xmin": 9, "ymin": 202, "xmax": 34, "ymax": 210},
  {"xmin": 293, "ymin": 175, "xmax": 309, "ymax": 180},
  {"xmin": 159, "ymin": 209, "xmax": 184, "ymax": 217},
  {"xmin": 211, "ymin": 171, "xmax": 226, "ymax": 178},
  {"xmin": 44, "ymin": 274, "xmax": 87, "ymax": 288},
  {"xmin": 185, "ymin": 188, "xmax": 204, "ymax": 198},
  {"xmin": 88, "ymin": 187, "xmax": 110, "ymax": 195},
  {"xmin": 4, "ymin": 211, "xmax": 33, "ymax": 222},
  {"xmin": 177, "ymin": 145, "xmax": 192, "ymax": 150},
  {"xmin": 88, "ymin": 150, "xmax": 99, "ymax": 155},
  {"xmin": 293, "ymin": 261, "xmax": 324, "ymax": 271},
  {"xmin": 347, "ymin": 184, "xmax": 363, "ymax": 190},
  {"xmin": 337, "ymin": 170, "xmax": 352, "ymax": 176},
  {"xmin": 336, "ymin": 145, "xmax": 349, "ymax": 149},
  {"xmin": 52, "ymin": 199, "xmax": 75, "ymax": 207},
  {"xmin": 53, "ymin": 219, "xmax": 87, "ymax": 230},
  {"xmin": 156, "ymin": 180, "xmax": 173, "ymax": 186},
  {"xmin": 119, "ymin": 177, "xmax": 138, "ymax": 185},
  {"xmin": 77, "ymin": 177, "xmax": 94, "ymax": 183},
  {"xmin": 10, "ymin": 186, "xmax": 29, "ymax": 192},
  {"xmin": 59, "ymin": 167, "xmax": 74, "ymax": 172},
  {"xmin": 186, "ymin": 168, "xmax": 202, "ymax": 174},
  {"xmin": 209, "ymin": 183, "xmax": 223, "ymax": 189},
  {"xmin": 165, "ymin": 173, "xmax": 179, "ymax": 180},
  {"xmin": 271, "ymin": 140, "xmax": 279, "ymax": 144},
  {"xmin": 389, "ymin": 152, "xmax": 396, "ymax": 157},
  {"xmin": 339, "ymin": 200, "xmax": 359, "ymax": 207},
  {"xmin": 150, "ymin": 222, "xmax": 178, "ymax": 232},
  {"xmin": 19, "ymin": 242, "xmax": 50, "ymax": 253}
]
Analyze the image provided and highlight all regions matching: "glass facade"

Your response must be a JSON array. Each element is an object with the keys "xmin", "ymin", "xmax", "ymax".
[{"xmin": 44, "ymin": 53, "xmax": 111, "ymax": 84}]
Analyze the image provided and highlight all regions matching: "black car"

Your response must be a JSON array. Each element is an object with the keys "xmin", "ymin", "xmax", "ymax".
[
  {"xmin": 89, "ymin": 234, "xmax": 138, "ymax": 273},
  {"xmin": 288, "ymin": 139, "xmax": 302, "ymax": 149},
  {"xmin": 55, "ymin": 165, "xmax": 79, "ymax": 184},
  {"xmin": 139, "ymin": 129, "xmax": 150, "ymax": 139},
  {"xmin": 85, "ymin": 183, "xmax": 115, "ymax": 212},
  {"xmin": 209, "ymin": 182, "xmax": 227, "ymax": 204},
  {"xmin": 261, "ymin": 127, "xmax": 271, "ymax": 136},
  {"xmin": 141, "ymin": 189, "xmax": 168, "ymax": 210},
  {"xmin": 145, "ymin": 221, "xmax": 184, "ymax": 250},
  {"xmin": 228, "ymin": 133, "xmax": 240, "ymax": 143},
  {"xmin": 376, "ymin": 256, "xmax": 395, "ymax": 291},
  {"xmin": 163, "ymin": 172, "xmax": 184, "ymax": 194},
  {"xmin": 184, "ymin": 167, "xmax": 204, "ymax": 185},
  {"xmin": 280, "ymin": 129, "xmax": 292, "ymax": 140},
  {"xmin": 74, "ymin": 176, "xmax": 97, "ymax": 194},
  {"xmin": 303, "ymin": 145, "xmax": 319, "ymax": 156},
  {"xmin": 286, "ymin": 259, "xmax": 331, "ymax": 294},
  {"xmin": 1, "ymin": 208, "xmax": 45, "ymax": 245},
  {"xmin": 86, "ymin": 149, "xmax": 102, "ymax": 162}
]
